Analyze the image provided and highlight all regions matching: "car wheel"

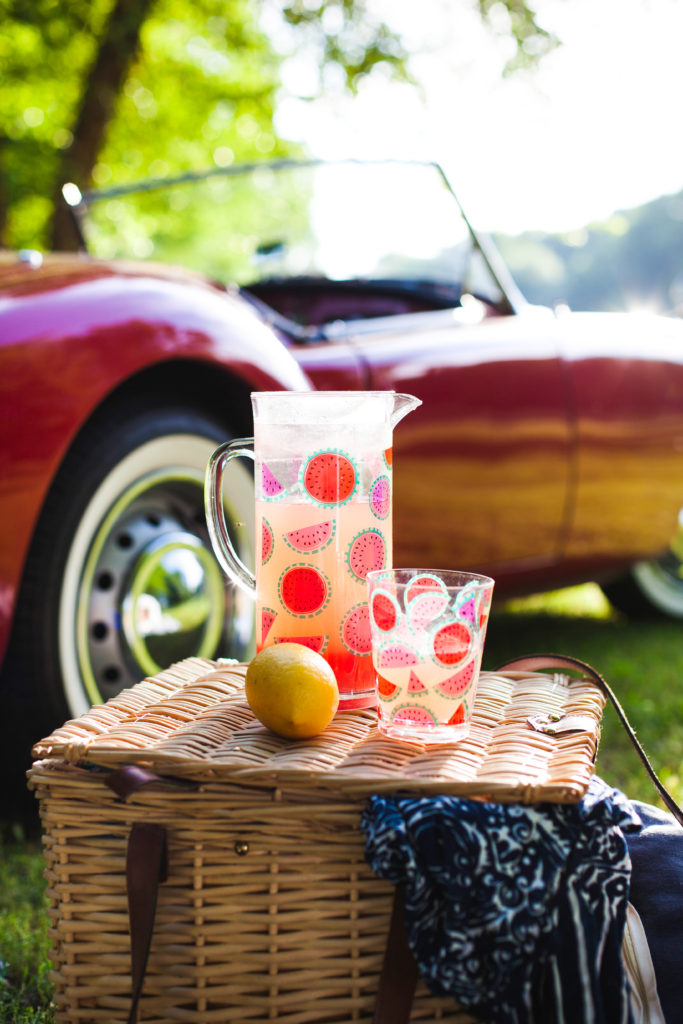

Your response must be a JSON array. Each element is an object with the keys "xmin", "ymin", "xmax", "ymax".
[
  {"xmin": 10, "ymin": 402, "xmax": 255, "ymax": 730},
  {"xmin": 602, "ymin": 511, "xmax": 683, "ymax": 619}
]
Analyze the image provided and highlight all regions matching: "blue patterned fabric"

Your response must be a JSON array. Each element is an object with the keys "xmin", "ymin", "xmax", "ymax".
[
  {"xmin": 625, "ymin": 799, "xmax": 683, "ymax": 1024},
  {"xmin": 362, "ymin": 777, "xmax": 642, "ymax": 1024}
]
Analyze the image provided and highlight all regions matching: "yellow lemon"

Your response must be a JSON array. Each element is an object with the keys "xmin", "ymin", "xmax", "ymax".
[{"xmin": 245, "ymin": 643, "xmax": 340, "ymax": 739}]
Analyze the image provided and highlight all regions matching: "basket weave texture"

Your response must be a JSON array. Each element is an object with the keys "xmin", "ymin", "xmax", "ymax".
[{"xmin": 29, "ymin": 657, "xmax": 605, "ymax": 1023}]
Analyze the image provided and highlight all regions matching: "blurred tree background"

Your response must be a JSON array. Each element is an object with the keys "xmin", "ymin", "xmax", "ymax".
[
  {"xmin": 1, "ymin": 0, "xmax": 554, "ymax": 250},
  {"xmin": 3, "ymin": 0, "xmax": 679, "ymax": 315},
  {"xmin": 495, "ymin": 190, "xmax": 683, "ymax": 315}
]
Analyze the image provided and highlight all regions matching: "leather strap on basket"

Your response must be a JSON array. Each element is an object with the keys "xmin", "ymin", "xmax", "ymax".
[
  {"xmin": 373, "ymin": 885, "xmax": 418, "ymax": 1024},
  {"xmin": 105, "ymin": 766, "xmax": 171, "ymax": 1024},
  {"xmin": 496, "ymin": 653, "xmax": 683, "ymax": 829},
  {"xmin": 126, "ymin": 823, "xmax": 168, "ymax": 1024}
]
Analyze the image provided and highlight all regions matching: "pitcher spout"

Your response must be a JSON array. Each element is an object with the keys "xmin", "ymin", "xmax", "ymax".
[{"xmin": 391, "ymin": 392, "xmax": 422, "ymax": 429}]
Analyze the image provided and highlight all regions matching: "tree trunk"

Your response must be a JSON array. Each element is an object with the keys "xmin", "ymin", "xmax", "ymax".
[{"xmin": 51, "ymin": 0, "xmax": 156, "ymax": 250}]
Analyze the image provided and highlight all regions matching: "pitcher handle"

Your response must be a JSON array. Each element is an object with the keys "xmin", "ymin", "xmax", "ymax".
[{"xmin": 205, "ymin": 439, "xmax": 256, "ymax": 596}]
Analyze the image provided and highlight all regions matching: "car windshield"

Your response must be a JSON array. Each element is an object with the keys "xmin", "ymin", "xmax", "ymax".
[{"xmin": 75, "ymin": 160, "xmax": 508, "ymax": 308}]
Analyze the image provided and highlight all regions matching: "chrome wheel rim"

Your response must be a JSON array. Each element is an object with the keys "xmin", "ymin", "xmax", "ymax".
[
  {"xmin": 120, "ymin": 530, "xmax": 225, "ymax": 678},
  {"xmin": 59, "ymin": 434, "xmax": 255, "ymax": 716}
]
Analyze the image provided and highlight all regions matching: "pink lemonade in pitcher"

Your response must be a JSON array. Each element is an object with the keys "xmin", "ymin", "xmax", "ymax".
[
  {"xmin": 254, "ymin": 445, "xmax": 393, "ymax": 707},
  {"xmin": 204, "ymin": 391, "xmax": 421, "ymax": 711}
]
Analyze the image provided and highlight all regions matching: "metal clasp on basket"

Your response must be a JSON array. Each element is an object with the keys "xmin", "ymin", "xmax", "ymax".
[{"xmin": 527, "ymin": 712, "xmax": 598, "ymax": 736}]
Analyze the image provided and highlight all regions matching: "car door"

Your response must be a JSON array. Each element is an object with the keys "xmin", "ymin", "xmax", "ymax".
[{"xmin": 327, "ymin": 302, "xmax": 573, "ymax": 580}]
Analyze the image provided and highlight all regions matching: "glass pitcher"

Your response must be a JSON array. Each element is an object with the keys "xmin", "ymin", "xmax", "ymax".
[{"xmin": 205, "ymin": 390, "xmax": 421, "ymax": 709}]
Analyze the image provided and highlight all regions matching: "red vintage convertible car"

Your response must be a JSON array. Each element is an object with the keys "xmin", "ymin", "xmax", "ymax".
[{"xmin": 1, "ymin": 159, "xmax": 682, "ymax": 738}]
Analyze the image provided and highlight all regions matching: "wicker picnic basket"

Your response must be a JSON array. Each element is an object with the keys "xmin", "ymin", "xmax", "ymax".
[{"xmin": 28, "ymin": 656, "xmax": 605, "ymax": 1024}]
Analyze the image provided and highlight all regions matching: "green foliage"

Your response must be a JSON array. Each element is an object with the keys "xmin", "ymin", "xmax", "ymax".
[
  {"xmin": 0, "ymin": 0, "xmax": 288, "ymax": 249},
  {"xmin": 1, "ymin": 0, "xmax": 558, "ymax": 251},
  {"xmin": 0, "ymin": 0, "xmax": 108, "ymax": 244},
  {"xmin": 281, "ymin": 0, "xmax": 412, "ymax": 92},
  {"xmin": 495, "ymin": 190, "xmax": 683, "ymax": 314},
  {"xmin": 1, "ymin": 0, "xmax": 413, "ymax": 250},
  {"xmin": 0, "ymin": 828, "xmax": 53, "ymax": 1022},
  {"xmin": 100, "ymin": 0, "xmax": 286, "ymax": 181},
  {"xmin": 83, "ymin": 163, "xmax": 314, "ymax": 281},
  {"xmin": 476, "ymin": 0, "xmax": 559, "ymax": 73}
]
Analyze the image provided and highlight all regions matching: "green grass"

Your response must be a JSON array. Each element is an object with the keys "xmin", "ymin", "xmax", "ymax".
[
  {"xmin": 2, "ymin": 584, "xmax": 681, "ymax": 1020},
  {"xmin": 0, "ymin": 825, "xmax": 53, "ymax": 1023},
  {"xmin": 483, "ymin": 584, "xmax": 683, "ymax": 807}
]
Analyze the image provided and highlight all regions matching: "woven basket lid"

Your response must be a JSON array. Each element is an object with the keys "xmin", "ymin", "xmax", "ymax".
[{"xmin": 31, "ymin": 657, "xmax": 604, "ymax": 803}]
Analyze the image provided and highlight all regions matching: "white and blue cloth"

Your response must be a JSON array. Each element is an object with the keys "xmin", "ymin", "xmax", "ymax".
[{"xmin": 362, "ymin": 777, "xmax": 644, "ymax": 1024}]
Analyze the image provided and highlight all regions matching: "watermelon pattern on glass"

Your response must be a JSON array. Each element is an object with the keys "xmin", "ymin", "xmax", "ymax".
[
  {"xmin": 278, "ymin": 564, "xmax": 331, "ymax": 617},
  {"xmin": 453, "ymin": 583, "xmax": 480, "ymax": 625},
  {"xmin": 405, "ymin": 573, "xmax": 449, "ymax": 606},
  {"xmin": 340, "ymin": 602, "xmax": 373, "ymax": 656},
  {"xmin": 261, "ymin": 462, "xmax": 285, "ymax": 500},
  {"xmin": 346, "ymin": 529, "xmax": 386, "ymax": 582},
  {"xmin": 431, "ymin": 620, "xmax": 473, "ymax": 667},
  {"xmin": 274, "ymin": 635, "xmax": 329, "ymax": 654},
  {"xmin": 390, "ymin": 704, "xmax": 439, "ymax": 727},
  {"xmin": 407, "ymin": 590, "xmax": 450, "ymax": 629},
  {"xmin": 284, "ymin": 519, "xmax": 336, "ymax": 553},
  {"xmin": 479, "ymin": 582, "xmax": 495, "ymax": 628},
  {"xmin": 370, "ymin": 589, "xmax": 401, "ymax": 632},
  {"xmin": 377, "ymin": 640, "xmax": 420, "ymax": 669},
  {"xmin": 377, "ymin": 674, "xmax": 400, "ymax": 700},
  {"xmin": 454, "ymin": 581, "xmax": 494, "ymax": 631},
  {"xmin": 435, "ymin": 660, "xmax": 477, "ymax": 698},
  {"xmin": 447, "ymin": 703, "xmax": 466, "ymax": 726},
  {"xmin": 366, "ymin": 568, "xmax": 494, "ymax": 741},
  {"xmin": 369, "ymin": 475, "xmax": 391, "ymax": 520},
  {"xmin": 261, "ymin": 518, "xmax": 274, "ymax": 565},
  {"xmin": 407, "ymin": 670, "xmax": 428, "ymax": 695},
  {"xmin": 300, "ymin": 449, "xmax": 358, "ymax": 506},
  {"xmin": 260, "ymin": 607, "xmax": 276, "ymax": 645}
]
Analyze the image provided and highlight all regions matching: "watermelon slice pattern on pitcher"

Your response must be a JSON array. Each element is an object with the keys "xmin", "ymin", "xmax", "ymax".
[
  {"xmin": 369, "ymin": 475, "xmax": 391, "ymax": 520},
  {"xmin": 261, "ymin": 462, "xmax": 285, "ymax": 500},
  {"xmin": 300, "ymin": 449, "xmax": 358, "ymax": 506},
  {"xmin": 261, "ymin": 519, "xmax": 274, "ymax": 565},
  {"xmin": 274, "ymin": 635, "xmax": 329, "ymax": 654},
  {"xmin": 254, "ymin": 446, "xmax": 391, "ymax": 702},
  {"xmin": 340, "ymin": 602, "xmax": 373, "ymax": 656},
  {"xmin": 284, "ymin": 519, "xmax": 336, "ymax": 553},
  {"xmin": 261, "ymin": 607, "xmax": 276, "ymax": 645},
  {"xmin": 278, "ymin": 564, "xmax": 331, "ymax": 618},
  {"xmin": 346, "ymin": 529, "xmax": 386, "ymax": 582}
]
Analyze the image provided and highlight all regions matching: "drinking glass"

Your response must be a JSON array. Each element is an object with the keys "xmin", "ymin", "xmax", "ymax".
[{"xmin": 366, "ymin": 569, "xmax": 494, "ymax": 742}]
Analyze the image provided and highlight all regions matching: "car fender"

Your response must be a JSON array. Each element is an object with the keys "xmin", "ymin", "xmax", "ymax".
[
  {"xmin": 557, "ymin": 308, "xmax": 683, "ymax": 566},
  {"xmin": 0, "ymin": 257, "xmax": 311, "ymax": 664}
]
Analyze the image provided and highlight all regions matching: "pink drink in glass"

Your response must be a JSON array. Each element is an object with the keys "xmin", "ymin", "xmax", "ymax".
[{"xmin": 367, "ymin": 569, "xmax": 494, "ymax": 742}]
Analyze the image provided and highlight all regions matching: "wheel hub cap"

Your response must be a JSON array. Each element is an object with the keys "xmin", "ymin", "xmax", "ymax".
[
  {"xmin": 121, "ymin": 531, "xmax": 225, "ymax": 677},
  {"xmin": 84, "ymin": 500, "xmax": 228, "ymax": 699}
]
